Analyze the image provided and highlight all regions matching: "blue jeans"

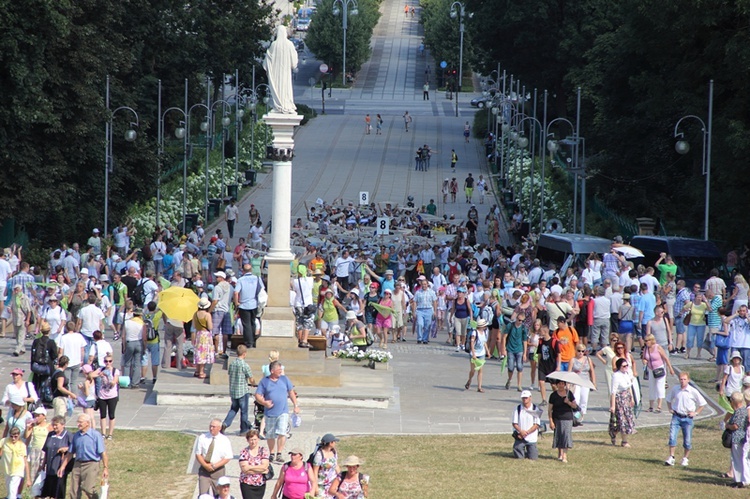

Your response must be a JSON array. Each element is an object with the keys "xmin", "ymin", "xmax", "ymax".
[
  {"xmin": 141, "ymin": 341, "xmax": 160, "ymax": 367},
  {"xmin": 668, "ymin": 414, "xmax": 694, "ymax": 449},
  {"xmin": 507, "ymin": 351, "xmax": 524, "ymax": 372},
  {"xmin": 559, "ymin": 362, "xmax": 569, "ymax": 371},
  {"xmin": 223, "ymin": 393, "xmax": 251, "ymax": 433},
  {"xmin": 739, "ymin": 348, "xmax": 750, "ymax": 374},
  {"xmin": 687, "ymin": 325, "xmax": 705, "ymax": 349},
  {"xmin": 416, "ymin": 309, "xmax": 434, "ymax": 343}
]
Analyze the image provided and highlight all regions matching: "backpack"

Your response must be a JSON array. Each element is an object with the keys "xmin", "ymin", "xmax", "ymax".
[
  {"xmin": 464, "ymin": 328, "xmax": 479, "ymax": 353},
  {"xmin": 132, "ymin": 279, "xmax": 147, "ymax": 307},
  {"xmin": 31, "ymin": 338, "xmax": 51, "ymax": 375},
  {"xmin": 307, "ymin": 445, "xmax": 322, "ymax": 465},
  {"xmin": 144, "ymin": 314, "xmax": 158, "ymax": 341},
  {"xmin": 337, "ymin": 471, "xmax": 366, "ymax": 492}
]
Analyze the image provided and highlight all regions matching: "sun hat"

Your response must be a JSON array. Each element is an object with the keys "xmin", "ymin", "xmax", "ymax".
[
  {"xmin": 743, "ymin": 376, "xmax": 750, "ymax": 386},
  {"xmin": 350, "ymin": 288, "xmax": 360, "ymax": 296},
  {"xmin": 81, "ymin": 364, "xmax": 94, "ymax": 374},
  {"xmin": 384, "ymin": 288, "xmax": 393, "ymax": 295},
  {"xmin": 731, "ymin": 351, "xmax": 743, "ymax": 361},
  {"xmin": 9, "ymin": 394, "xmax": 24, "ymax": 406},
  {"xmin": 342, "ymin": 455, "xmax": 364, "ymax": 466},
  {"xmin": 476, "ymin": 319, "xmax": 489, "ymax": 329},
  {"xmin": 197, "ymin": 297, "xmax": 211, "ymax": 310},
  {"xmin": 346, "ymin": 311, "xmax": 357, "ymax": 320}
]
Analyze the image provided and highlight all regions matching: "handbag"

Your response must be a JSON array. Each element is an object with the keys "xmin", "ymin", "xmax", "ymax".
[
  {"xmin": 652, "ymin": 367, "xmax": 666, "ymax": 378},
  {"xmin": 682, "ymin": 312, "xmax": 692, "ymax": 326},
  {"xmin": 715, "ymin": 332, "xmax": 731, "ymax": 349},
  {"xmin": 722, "ymin": 428, "xmax": 734, "ymax": 449},
  {"xmin": 263, "ymin": 463, "xmax": 275, "ymax": 481}
]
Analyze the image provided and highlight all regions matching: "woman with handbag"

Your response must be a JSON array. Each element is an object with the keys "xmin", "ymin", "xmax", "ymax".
[
  {"xmin": 238, "ymin": 429, "xmax": 270, "ymax": 499},
  {"xmin": 618, "ymin": 294, "xmax": 636, "ymax": 354},
  {"xmin": 548, "ymin": 379, "xmax": 578, "ymax": 463},
  {"xmin": 642, "ymin": 334, "xmax": 674, "ymax": 412},
  {"xmin": 609, "ymin": 358, "xmax": 636, "ymax": 447},
  {"xmin": 645, "ymin": 304, "xmax": 672, "ymax": 353}
]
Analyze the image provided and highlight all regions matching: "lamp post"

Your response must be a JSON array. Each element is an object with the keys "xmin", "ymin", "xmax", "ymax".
[
  {"xmin": 156, "ymin": 78, "xmax": 189, "ymax": 230},
  {"xmin": 332, "ymin": 0, "xmax": 358, "ymax": 87},
  {"xmin": 247, "ymin": 83, "xmax": 271, "ymax": 174},
  {"xmin": 104, "ymin": 75, "xmax": 139, "ymax": 237},
  {"xmin": 210, "ymin": 94, "xmax": 233, "ymax": 199},
  {"xmin": 515, "ymin": 115, "xmax": 544, "ymax": 226},
  {"xmin": 673, "ymin": 79, "xmax": 714, "ymax": 240},
  {"xmin": 233, "ymin": 68, "xmax": 246, "ymax": 191},
  {"xmin": 546, "ymin": 119, "xmax": 586, "ymax": 234},
  {"xmin": 449, "ymin": 1, "xmax": 471, "ymax": 118}
]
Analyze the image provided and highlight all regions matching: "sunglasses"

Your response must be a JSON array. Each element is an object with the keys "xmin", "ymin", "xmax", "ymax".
[
  {"xmin": 621, "ymin": 364, "xmax": 629, "ymax": 368},
  {"xmin": 11, "ymin": 373, "xmax": 21, "ymax": 376},
  {"xmin": 577, "ymin": 349, "xmax": 586, "ymax": 353},
  {"xmin": 104, "ymin": 360, "xmax": 113, "ymax": 364}
]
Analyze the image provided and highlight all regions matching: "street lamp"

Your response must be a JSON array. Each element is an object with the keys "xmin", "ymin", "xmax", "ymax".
[
  {"xmin": 546, "ymin": 116, "xmax": 585, "ymax": 234},
  {"xmin": 247, "ymin": 83, "xmax": 271, "ymax": 174},
  {"xmin": 104, "ymin": 75, "xmax": 139, "ymax": 237},
  {"xmin": 673, "ymin": 80, "xmax": 714, "ymax": 240},
  {"xmin": 332, "ymin": 0, "xmax": 358, "ymax": 87},
  {"xmin": 449, "ymin": 1, "xmax": 472, "ymax": 117}
]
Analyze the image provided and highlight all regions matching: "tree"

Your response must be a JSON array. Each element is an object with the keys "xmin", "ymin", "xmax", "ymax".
[{"xmin": 305, "ymin": 0, "xmax": 380, "ymax": 79}]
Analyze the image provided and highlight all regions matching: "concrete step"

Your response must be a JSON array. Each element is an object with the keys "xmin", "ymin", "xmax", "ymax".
[{"xmin": 154, "ymin": 358, "xmax": 393, "ymax": 409}]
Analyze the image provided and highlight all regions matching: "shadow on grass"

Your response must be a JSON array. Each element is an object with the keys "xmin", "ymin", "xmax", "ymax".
[
  {"xmin": 575, "ymin": 439, "xmax": 617, "ymax": 447},
  {"xmin": 484, "ymin": 450, "xmax": 558, "ymax": 461}
]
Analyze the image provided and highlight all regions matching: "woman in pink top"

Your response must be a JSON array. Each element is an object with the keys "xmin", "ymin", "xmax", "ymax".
[
  {"xmin": 642, "ymin": 334, "xmax": 674, "ymax": 412},
  {"xmin": 272, "ymin": 448, "xmax": 317, "ymax": 499}
]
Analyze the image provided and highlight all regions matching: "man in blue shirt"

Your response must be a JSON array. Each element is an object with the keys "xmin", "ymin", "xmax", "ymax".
[
  {"xmin": 234, "ymin": 264, "xmax": 265, "ymax": 348},
  {"xmin": 255, "ymin": 361, "xmax": 300, "ymax": 464},
  {"xmin": 637, "ymin": 282, "xmax": 656, "ymax": 349},
  {"xmin": 62, "ymin": 414, "xmax": 108, "ymax": 498}
]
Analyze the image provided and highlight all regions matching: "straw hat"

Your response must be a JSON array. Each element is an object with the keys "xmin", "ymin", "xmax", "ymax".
[{"xmin": 342, "ymin": 455, "xmax": 364, "ymax": 466}]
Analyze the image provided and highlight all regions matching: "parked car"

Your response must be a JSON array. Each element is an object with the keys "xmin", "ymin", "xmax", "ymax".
[
  {"xmin": 628, "ymin": 236, "xmax": 729, "ymax": 287},
  {"xmin": 535, "ymin": 233, "xmax": 612, "ymax": 275}
]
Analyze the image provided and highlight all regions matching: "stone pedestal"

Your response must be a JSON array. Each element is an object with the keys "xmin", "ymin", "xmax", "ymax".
[{"xmin": 262, "ymin": 111, "xmax": 303, "ymax": 338}]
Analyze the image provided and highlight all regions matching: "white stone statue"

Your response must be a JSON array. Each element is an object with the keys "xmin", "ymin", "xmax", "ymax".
[{"xmin": 263, "ymin": 25, "xmax": 298, "ymax": 114}]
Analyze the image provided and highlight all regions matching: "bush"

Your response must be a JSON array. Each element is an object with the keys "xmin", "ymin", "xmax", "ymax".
[{"xmin": 297, "ymin": 103, "xmax": 317, "ymax": 125}]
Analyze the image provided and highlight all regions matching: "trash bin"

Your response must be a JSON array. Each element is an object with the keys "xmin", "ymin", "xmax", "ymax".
[
  {"xmin": 244, "ymin": 169, "xmax": 257, "ymax": 186},
  {"xmin": 208, "ymin": 198, "xmax": 222, "ymax": 220},
  {"xmin": 227, "ymin": 184, "xmax": 238, "ymax": 200},
  {"xmin": 184, "ymin": 213, "xmax": 199, "ymax": 231}
]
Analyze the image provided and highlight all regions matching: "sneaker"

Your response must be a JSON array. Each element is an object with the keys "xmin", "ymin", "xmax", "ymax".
[
  {"xmin": 152, "ymin": 378, "xmax": 157, "ymax": 384},
  {"xmin": 455, "ymin": 345, "xmax": 459, "ymax": 352},
  {"xmin": 681, "ymin": 457, "xmax": 689, "ymax": 467},
  {"xmin": 665, "ymin": 456, "xmax": 675, "ymax": 466},
  {"xmin": 106, "ymin": 434, "xmax": 113, "ymax": 440},
  {"xmin": 220, "ymin": 423, "xmax": 227, "ymax": 434},
  {"xmin": 138, "ymin": 377, "xmax": 146, "ymax": 385},
  {"xmin": 517, "ymin": 386, "xmax": 523, "ymax": 392},
  {"xmin": 680, "ymin": 347, "xmax": 686, "ymax": 353},
  {"xmin": 505, "ymin": 380, "xmax": 511, "ymax": 390},
  {"xmin": 275, "ymin": 453, "xmax": 284, "ymax": 463}
]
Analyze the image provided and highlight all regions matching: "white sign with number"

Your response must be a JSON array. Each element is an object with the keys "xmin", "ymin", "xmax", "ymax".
[
  {"xmin": 359, "ymin": 191, "xmax": 369, "ymax": 205},
  {"xmin": 376, "ymin": 217, "xmax": 390, "ymax": 235}
]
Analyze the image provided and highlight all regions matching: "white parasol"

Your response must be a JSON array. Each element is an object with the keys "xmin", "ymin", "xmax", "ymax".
[{"xmin": 546, "ymin": 370, "xmax": 596, "ymax": 390}]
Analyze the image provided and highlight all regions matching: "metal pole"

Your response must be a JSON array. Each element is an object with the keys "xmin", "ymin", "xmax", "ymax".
[
  {"xmin": 530, "ymin": 88, "xmax": 537, "ymax": 221},
  {"xmin": 220, "ymin": 80, "xmax": 226, "ymax": 198},
  {"xmin": 342, "ymin": 1, "xmax": 348, "ymax": 87},
  {"xmin": 205, "ymin": 76, "xmax": 211, "ymax": 222},
  {"xmin": 234, "ymin": 68, "xmax": 240, "ymax": 187},
  {"xmin": 182, "ymin": 78, "xmax": 188, "ymax": 235},
  {"xmin": 704, "ymin": 79, "xmax": 714, "ymax": 240},
  {"xmin": 251, "ymin": 66, "xmax": 256, "ymax": 169},
  {"xmin": 540, "ymin": 89, "xmax": 548, "ymax": 232},
  {"xmin": 576, "ymin": 87, "xmax": 584, "ymax": 234},
  {"xmin": 104, "ymin": 75, "xmax": 110, "ymax": 237},
  {"xmin": 456, "ymin": 11, "xmax": 463, "ymax": 117},
  {"xmin": 157, "ymin": 79, "xmax": 162, "ymax": 227}
]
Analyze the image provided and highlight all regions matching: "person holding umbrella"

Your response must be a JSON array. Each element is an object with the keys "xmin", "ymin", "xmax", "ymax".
[
  {"xmin": 548, "ymin": 378, "xmax": 579, "ymax": 463},
  {"xmin": 465, "ymin": 319, "xmax": 489, "ymax": 392}
]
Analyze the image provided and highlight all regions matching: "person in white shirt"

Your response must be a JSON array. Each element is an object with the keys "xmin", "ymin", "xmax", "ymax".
[
  {"xmin": 76, "ymin": 294, "xmax": 105, "ymax": 346},
  {"xmin": 291, "ymin": 267, "xmax": 315, "ymax": 347},
  {"xmin": 210, "ymin": 272, "xmax": 233, "ymax": 356},
  {"xmin": 58, "ymin": 324, "xmax": 87, "ymax": 390},
  {"xmin": 591, "ymin": 288, "xmax": 612, "ymax": 350},
  {"xmin": 42, "ymin": 296, "xmax": 67, "ymax": 340},
  {"xmin": 224, "ymin": 199, "xmax": 240, "ymax": 239},
  {"xmin": 333, "ymin": 250, "xmax": 356, "ymax": 287},
  {"xmin": 0, "ymin": 250, "xmax": 12, "ymax": 325},
  {"xmin": 431, "ymin": 266, "xmax": 447, "ymax": 290},
  {"xmin": 138, "ymin": 271, "xmax": 159, "ymax": 306},
  {"xmin": 512, "ymin": 390, "xmax": 541, "ymax": 460},
  {"xmin": 640, "ymin": 267, "xmax": 660, "ymax": 295},
  {"xmin": 248, "ymin": 222, "xmax": 264, "ymax": 251},
  {"xmin": 150, "ymin": 234, "xmax": 167, "ymax": 276},
  {"xmin": 664, "ymin": 372, "xmax": 707, "ymax": 467},
  {"xmin": 192, "ymin": 419, "xmax": 234, "ymax": 495},
  {"xmin": 88, "ymin": 330, "xmax": 114, "ymax": 368}
]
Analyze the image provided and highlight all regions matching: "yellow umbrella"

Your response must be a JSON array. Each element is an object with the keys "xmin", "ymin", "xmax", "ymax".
[{"xmin": 157, "ymin": 287, "xmax": 199, "ymax": 323}]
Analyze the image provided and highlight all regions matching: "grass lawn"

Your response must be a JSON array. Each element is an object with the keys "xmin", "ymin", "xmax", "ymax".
[
  {"xmin": 339, "ymin": 421, "xmax": 742, "ymax": 498},
  {"xmin": 3, "ymin": 430, "xmax": 195, "ymax": 499}
]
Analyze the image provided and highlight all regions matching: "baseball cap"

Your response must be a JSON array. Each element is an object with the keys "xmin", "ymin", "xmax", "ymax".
[
  {"xmin": 521, "ymin": 390, "xmax": 532, "ymax": 399},
  {"xmin": 217, "ymin": 477, "xmax": 231, "ymax": 486},
  {"xmin": 321, "ymin": 433, "xmax": 340, "ymax": 445},
  {"xmin": 214, "ymin": 271, "xmax": 226, "ymax": 279},
  {"xmin": 288, "ymin": 447, "xmax": 304, "ymax": 456}
]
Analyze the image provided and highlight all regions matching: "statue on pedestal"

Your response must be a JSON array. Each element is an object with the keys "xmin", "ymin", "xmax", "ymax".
[{"xmin": 263, "ymin": 25, "xmax": 298, "ymax": 114}]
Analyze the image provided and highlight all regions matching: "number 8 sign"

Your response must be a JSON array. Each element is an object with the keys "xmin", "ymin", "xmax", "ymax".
[
  {"xmin": 376, "ymin": 217, "xmax": 390, "ymax": 235},
  {"xmin": 359, "ymin": 191, "xmax": 369, "ymax": 205}
]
